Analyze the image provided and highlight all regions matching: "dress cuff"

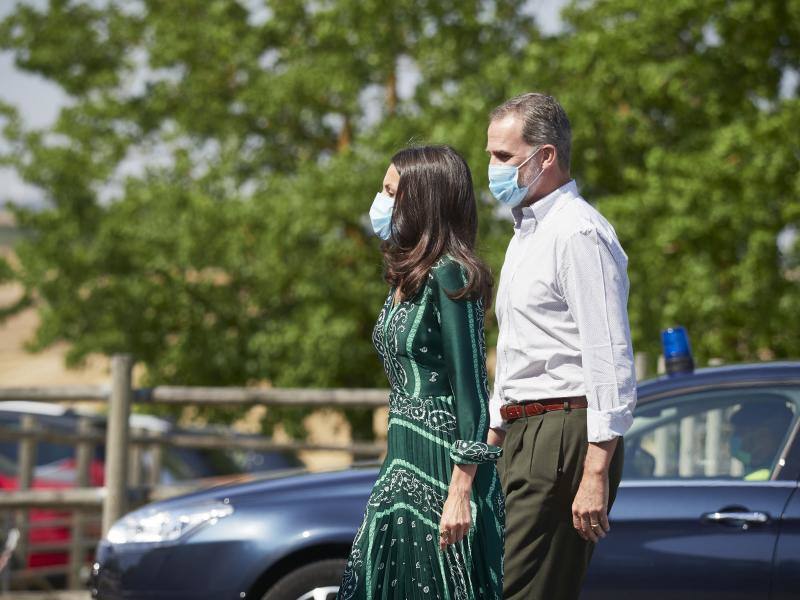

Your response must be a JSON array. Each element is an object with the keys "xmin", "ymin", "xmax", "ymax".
[{"xmin": 450, "ymin": 440, "xmax": 503, "ymax": 464}]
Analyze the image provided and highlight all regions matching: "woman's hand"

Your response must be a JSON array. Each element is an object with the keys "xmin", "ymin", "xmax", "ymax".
[
  {"xmin": 439, "ymin": 463, "xmax": 477, "ymax": 551},
  {"xmin": 439, "ymin": 490, "xmax": 472, "ymax": 550}
]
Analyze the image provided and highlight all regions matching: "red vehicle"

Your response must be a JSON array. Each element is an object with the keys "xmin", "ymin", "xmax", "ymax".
[{"xmin": 0, "ymin": 402, "xmax": 302, "ymax": 588}]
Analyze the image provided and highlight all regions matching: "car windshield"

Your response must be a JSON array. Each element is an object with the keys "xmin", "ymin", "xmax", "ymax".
[{"xmin": 159, "ymin": 445, "xmax": 302, "ymax": 481}]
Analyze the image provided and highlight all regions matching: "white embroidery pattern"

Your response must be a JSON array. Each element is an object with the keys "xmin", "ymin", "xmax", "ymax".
[
  {"xmin": 450, "ymin": 440, "xmax": 502, "ymax": 464},
  {"xmin": 389, "ymin": 392, "xmax": 457, "ymax": 432},
  {"xmin": 496, "ymin": 487, "xmax": 506, "ymax": 522},
  {"xmin": 444, "ymin": 545, "xmax": 470, "ymax": 600},
  {"xmin": 474, "ymin": 298, "xmax": 490, "ymax": 398},
  {"xmin": 368, "ymin": 468, "xmax": 445, "ymax": 519},
  {"xmin": 338, "ymin": 506, "xmax": 368, "ymax": 599},
  {"xmin": 372, "ymin": 292, "xmax": 410, "ymax": 392}
]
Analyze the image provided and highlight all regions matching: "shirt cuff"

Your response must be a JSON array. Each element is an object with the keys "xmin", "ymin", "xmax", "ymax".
[
  {"xmin": 489, "ymin": 387, "xmax": 508, "ymax": 431},
  {"xmin": 586, "ymin": 405, "xmax": 634, "ymax": 443},
  {"xmin": 450, "ymin": 440, "xmax": 503, "ymax": 464}
]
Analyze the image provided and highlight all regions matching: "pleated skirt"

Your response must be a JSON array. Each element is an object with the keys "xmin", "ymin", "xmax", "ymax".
[{"xmin": 337, "ymin": 393, "xmax": 504, "ymax": 600}]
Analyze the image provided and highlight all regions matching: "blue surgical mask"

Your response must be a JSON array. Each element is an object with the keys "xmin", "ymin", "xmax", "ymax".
[
  {"xmin": 488, "ymin": 148, "xmax": 543, "ymax": 207},
  {"xmin": 369, "ymin": 192, "xmax": 394, "ymax": 240}
]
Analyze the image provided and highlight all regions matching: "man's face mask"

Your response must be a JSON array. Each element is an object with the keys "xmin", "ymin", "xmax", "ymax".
[{"xmin": 487, "ymin": 147, "xmax": 544, "ymax": 208}]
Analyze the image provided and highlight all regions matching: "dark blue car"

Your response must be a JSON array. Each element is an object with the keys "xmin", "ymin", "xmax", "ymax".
[{"xmin": 92, "ymin": 362, "xmax": 800, "ymax": 600}]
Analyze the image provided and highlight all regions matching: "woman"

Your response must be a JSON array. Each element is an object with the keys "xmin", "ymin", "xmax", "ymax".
[{"xmin": 337, "ymin": 146, "xmax": 504, "ymax": 600}]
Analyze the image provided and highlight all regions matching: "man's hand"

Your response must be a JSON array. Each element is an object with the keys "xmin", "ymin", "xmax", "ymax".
[
  {"xmin": 572, "ymin": 471, "xmax": 609, "ymax": 542},
  {"xmin": 572, "ymin": 438, "xmax": 618, "ymax": 543},
  {"xmin": 487, "ymin": 427, "xmax": 506, "ymax": 447}
]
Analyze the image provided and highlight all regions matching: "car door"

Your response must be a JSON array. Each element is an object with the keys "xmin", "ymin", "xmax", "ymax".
[
  {"xmin": 770, "ymin": 421, "xmax": 800, "ymax": 600},
  {"xmin": 583, "ymin": 383, "xmax": 800, "ymax": 600}
]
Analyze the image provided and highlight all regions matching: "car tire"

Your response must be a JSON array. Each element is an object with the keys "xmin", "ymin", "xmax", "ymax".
[{"xmin": 261, "ymin": 558, "xmax": 347, "ymax": 600}]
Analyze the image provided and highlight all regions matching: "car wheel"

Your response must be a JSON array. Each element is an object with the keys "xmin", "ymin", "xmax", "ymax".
[{"xmin": 261, "ymin": 558, "xmax": 347, "ymax": 600}]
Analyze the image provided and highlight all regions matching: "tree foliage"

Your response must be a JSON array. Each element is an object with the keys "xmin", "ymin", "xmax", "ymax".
[{"xmin": 1, "ymin": 0, "xmax": 798, "ymax": 436}]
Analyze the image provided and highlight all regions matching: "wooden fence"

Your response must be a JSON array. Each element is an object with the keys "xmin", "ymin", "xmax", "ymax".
[
  {"xmin": 0, "ymin": 354, "xmax": 390, "ymax": 594},
  {"xmin": 0, "ymin": 352, "xmax": 653, "ymax": 594}
]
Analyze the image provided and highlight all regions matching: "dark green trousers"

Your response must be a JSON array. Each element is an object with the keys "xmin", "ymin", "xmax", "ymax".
[{"xmin": 498, "ymin": 407, "xmax": 624, "ymax": 600}]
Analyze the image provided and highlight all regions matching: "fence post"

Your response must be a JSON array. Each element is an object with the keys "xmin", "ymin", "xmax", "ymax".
[
  {"xmin": 15, "ymin": 414, "xmax": 37, "ymax": 567},
  {"xmin": 102, "ymin": 354, "xmax": 133, "ymax": 536},
  {"xmin": 128, "ymin": 428, "xmax": 143, "ymax": 489},
  {"xmin": 69, "ymin": 416, "xmax": 93, "ymax": 589},
  {"xmin": 634, "ymin": 352, "xmax": 648, "ymax": 381},
  {"xmin": 147, "ymin": 432, "xmax": 164, "ymax": 489}
]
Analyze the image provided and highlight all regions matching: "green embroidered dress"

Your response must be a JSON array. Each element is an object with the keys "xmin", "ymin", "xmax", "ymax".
[{"xmin": 337, "ymin": 257, "xmax": 504, "ymax": 600}]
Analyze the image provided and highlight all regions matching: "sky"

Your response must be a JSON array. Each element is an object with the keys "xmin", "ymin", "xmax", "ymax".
[{"xmin": 0, "ymin": 0, "xmax": 567, "ymax": 208}]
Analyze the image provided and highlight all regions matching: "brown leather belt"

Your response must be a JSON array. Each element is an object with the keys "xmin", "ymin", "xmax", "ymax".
[{"xmin": 500, "ymin": 396, "xmax": 588, "ymax": 423}]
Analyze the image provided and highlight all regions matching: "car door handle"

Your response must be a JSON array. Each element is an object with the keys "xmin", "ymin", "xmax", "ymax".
[{"xmin": 701, "ymin": 511, "xmax": 770, "ymax": 528}]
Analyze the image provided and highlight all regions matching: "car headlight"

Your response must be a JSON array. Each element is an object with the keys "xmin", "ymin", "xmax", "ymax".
[{"xmin": 106, "ymin": 500, "xmax": 234, "ymax": 545}]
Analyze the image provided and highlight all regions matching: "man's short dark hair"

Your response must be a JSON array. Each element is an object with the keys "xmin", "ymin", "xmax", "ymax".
[{"xmin": 490, "ymin": 93, "xmax": 572, "ymax": 172}]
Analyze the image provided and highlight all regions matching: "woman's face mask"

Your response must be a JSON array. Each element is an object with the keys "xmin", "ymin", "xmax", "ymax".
[
  {"xmin": 370, "ymin": 163, "xmax": 400, "ymax": 240},
  {"xmin": 369, "ymin": 192, "xmax": 394, "ymax": 240}
]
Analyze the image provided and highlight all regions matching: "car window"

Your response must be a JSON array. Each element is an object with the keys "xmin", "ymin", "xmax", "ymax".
[{"xmin": 624, "ymin": 385, "xmax": 800, "ymax": 481}]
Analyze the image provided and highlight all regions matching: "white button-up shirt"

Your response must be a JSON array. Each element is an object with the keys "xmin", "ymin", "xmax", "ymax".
[{"xmin": 489, "ymin": 180, "xmax": 637, "ymax": 442}]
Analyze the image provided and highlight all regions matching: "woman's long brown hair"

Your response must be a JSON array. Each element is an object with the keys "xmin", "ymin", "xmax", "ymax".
[{"xmin": 382, "ymin": 145, "xmax": 493, "ymax": 307}]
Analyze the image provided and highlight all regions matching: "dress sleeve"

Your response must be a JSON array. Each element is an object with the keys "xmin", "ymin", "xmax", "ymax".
[{"xmin": 432, "ymin": 259, "xmax": 502, "ymax": 465}]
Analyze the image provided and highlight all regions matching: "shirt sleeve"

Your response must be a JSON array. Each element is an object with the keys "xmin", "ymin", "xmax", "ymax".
[
  {"xmin": 558, "ymin": 227, "xmax": 637, "ymax": 443},
  {"xmin": 489, "ymin": 384, "xmax": 508, "ymax": 431},
  {"xmin": 433, "ymin": 259, "xmax": 503, "ymax": 464}
]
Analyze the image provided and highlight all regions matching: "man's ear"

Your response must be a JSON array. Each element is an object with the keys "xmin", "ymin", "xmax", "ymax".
[{"xmin": 541, "ymin": 145, "xmax": 558, "ymax": 170}]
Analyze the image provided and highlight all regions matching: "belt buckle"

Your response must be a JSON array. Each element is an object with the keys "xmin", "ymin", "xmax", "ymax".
[{"xmin": 528, "ymin": 402, "xmax": 545, "ymax": 416}]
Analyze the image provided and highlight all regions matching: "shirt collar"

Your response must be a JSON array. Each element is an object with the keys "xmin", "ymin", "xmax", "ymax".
[{"xmin": 511, "ymin": 179, "xmax": 578, "ymax": 231}]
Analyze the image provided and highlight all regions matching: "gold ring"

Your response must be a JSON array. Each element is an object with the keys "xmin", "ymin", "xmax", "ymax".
[
  {"xmin": 590, "ymin": 523, "xmax": 601, "ymax": 529},
  {"xmin": 440, "ymin": 530, "xmax": 450, "ymax": 538}
]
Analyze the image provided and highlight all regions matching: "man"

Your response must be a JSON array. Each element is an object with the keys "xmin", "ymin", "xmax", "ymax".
[
  {"xmin": 485, "ymin": 93, "xmax": 636, "ymax": 599},
  {"xmin": 729, "ymin": 401, "xmax": 794, "ymax": 481}
]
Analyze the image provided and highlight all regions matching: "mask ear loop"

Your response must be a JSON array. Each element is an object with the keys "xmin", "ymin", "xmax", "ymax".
[
  {"xmin": 517, "ymin": 147, "xmax": 544, "ymax": 190},
  {"xmin": 517, "ymin": 146, "xmax": 542, "ymax": 169}
]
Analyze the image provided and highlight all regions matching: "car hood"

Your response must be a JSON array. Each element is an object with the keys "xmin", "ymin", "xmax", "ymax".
[{"xmin": 139, "ymin": 464, "xmax": 380, "ymax": 512}]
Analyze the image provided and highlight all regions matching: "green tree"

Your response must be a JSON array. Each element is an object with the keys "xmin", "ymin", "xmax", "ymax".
[
  {"xmin": 0, "ymin": 0, "xmax": 536, "ymax": 437},
  {"xmin": 519, "ymin": 0, "xmax": 800, "ymax": 368},
  {"xmin": 2, "ymin": 0, "xmax": 798, "ymax": 441}
]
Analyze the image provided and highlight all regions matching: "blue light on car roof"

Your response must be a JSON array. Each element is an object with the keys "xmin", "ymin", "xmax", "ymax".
[{"xmin": 661, "ymin": 326, "xmax": 695, "ymax": 376}]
